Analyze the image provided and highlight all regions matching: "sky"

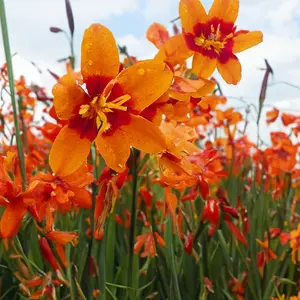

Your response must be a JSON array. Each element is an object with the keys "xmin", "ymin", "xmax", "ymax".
[{"xmin": 0, "ymin": 0, "xmax": 300, "ymax": 142}]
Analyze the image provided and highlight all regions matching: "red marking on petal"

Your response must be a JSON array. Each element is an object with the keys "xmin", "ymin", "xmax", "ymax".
[{"xmin": 68, "ymin": 116, "xmax": 98, "ymax": 141}]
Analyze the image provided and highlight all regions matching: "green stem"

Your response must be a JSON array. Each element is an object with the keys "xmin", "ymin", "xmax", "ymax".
[
  {"xmin": 128, "ymin": 149, "xmax": 138, "ymax": 297},
  {"xmin": 18, "ymin": 96, "xmax": 28, "ymax": 153},
  {"xmin": 0, "ymin": 0, "xmax": 27, "ymax": 189},
  {"xmin": 66, "ymin": 243, "xmax": 78, "ymax": 300},
  {"xmin": 70, "ymin": 35, "xmax": 75, "ymax": 69}
]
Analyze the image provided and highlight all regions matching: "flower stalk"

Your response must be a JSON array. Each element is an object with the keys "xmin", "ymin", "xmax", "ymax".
[{"xmin": 0, "ymin": 0, "xmax": 27, "ymax": 189}]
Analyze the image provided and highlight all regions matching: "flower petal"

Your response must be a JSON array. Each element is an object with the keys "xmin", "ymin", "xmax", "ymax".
[
  {"xmin": 95, "ymin": 130, "xmax": 131, "ymax": 173},
  {"xmin": 113, "ymin": 60, "xmax": 173, "ymax": 113},
  {"xmin": 96, "ymin": 114, "xmax": 167, "ymax": 172},
  {"xmin": 49, "ymin": 126, "xmax": 91, "ymax": 177},
  {"xmin": 179, "ymin": 0, "xmax": 207, "ymax": 33},
  {"xmin": 192, "ymin": 53, "xmax": 217, "ymax": 78},
  {"xmin": 217, "ymin": 55, "xmax": 241, "ymax": 85},
  {"xmin": 155, "ymin": 34, "xmax": 194, "ymax": 67},
  {"xmin": 81, "ymin": 24, "xmax": 119, "ymax": 86},
  {"xmin": 146, "ymin": 22, "xmax": 170, "ymax": 49},
  {"xmin": 208, "ymin": 0, "xmax": 239, "ymax": 24},
  {"xmin": 232, "ymin": 31, "xmax": 263, "ymax": 53},
  {"xmin": 121, "ymin": 114, "xmax": 167, "ymax": 153},
  {"xmin": 53, "ymin": 73, "xmax": 89, "ymax": 120},
  {"xmin": 169, "ymin": 76, "xmax": 215, "ymax": 101},
  {"xmin": 1, "ymin": 203, "xmax": 27, "ymax": 238},
  {"xmin": 71, "ymin": 187, "xmax": 92, "ymax": 209}
]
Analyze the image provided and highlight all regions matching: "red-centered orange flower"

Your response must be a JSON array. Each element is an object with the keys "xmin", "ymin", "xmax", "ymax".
[
  {"xmin": 178, "ymin": 0, "xmax": 263, "ymax": 84},
  {"xmin": 49, "ymin": 24, "xmax": 173, "ymax": 177},
  {"xmin": 266, "ymin": 107, "xmax": 279, "ymax": 124}
]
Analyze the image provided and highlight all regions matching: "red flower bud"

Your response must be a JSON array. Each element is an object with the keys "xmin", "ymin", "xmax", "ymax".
[
  {"xmin": 184, "ymin": 232, "xmax": 193, "ymax": 254},
  {"xmin": 39, "ymin": 237, "xmax": 59, "ymax": 271}
]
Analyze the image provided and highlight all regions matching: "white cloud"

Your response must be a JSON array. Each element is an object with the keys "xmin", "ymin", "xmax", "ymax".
[
  {"xmin": 117, "ymin": 34, "xmax": 157, "ymax": 60},
  {"xmin": 142, "ymin": 0, "xmax": 179, "ymax": 22}
]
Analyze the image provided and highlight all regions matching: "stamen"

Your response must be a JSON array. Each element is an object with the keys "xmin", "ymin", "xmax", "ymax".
[
  {"xmin": 79, "ymin": 104, "xmax": 90, "ymax": 115},
  {"xmin": 79, "ymin": 80, "xmax": 131, "ymax": 134}
]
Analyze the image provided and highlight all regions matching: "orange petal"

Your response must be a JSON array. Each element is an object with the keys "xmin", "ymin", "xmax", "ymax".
[
  {"xmin": 169, "ymin": 76, "xmax": 216, "ymax": 101},
  {"xmin": 115, "ymin": 60, "xmax": 173, "ymax": 113},
  {"xmin": 1, "ymin": 203, "xmax": 27, "ymax": 238},
  {"xmin": 46, "ymin": 231, "xmax": 78, "ymax": 245},
  {"xmin": 155, "ymin": 34, "xmax": 194, "ymax": 67},
  {"xmin": 53, "ymin": 73, "xmax": 89, "ymax": 120},
  {"xmin": 123, "ymin": 114, "xmax": 167, "ymax": 152},
  {"xmin": 81, "ymin": 24, "xmax": 119, "ymax": 84},
  {"xmin": 217, "ymin": 55, "xmax": 241, "ymax": 85},
  {"xmin": 96, "ymin": 114, "xmax": 167, "ymax": 172},
  {"xmin": 208, "ymin": 0, "xmax": 239, "ymax": 24},
  {"xmin": 95, "ymin": 132, "xmax": 131, "ymax": 173},
  {"xmin": 71, "ymin": 187, "xmax": 92, "ymax": 209},
  {"xmin": 62, "ymin": 162, "xmax": 94, "ymax": 187},
  {"xmin": 146, "ymin": 22, "xmax": 170, "ymax": 49},
  {"xmin": 266, "ymin": 107, "xmax": 279, "ymax": 124},
  {"xmin": 232, "ymin": 31, "xmax": 263, "ymax": 53},
  {"xmin": 49, "ymin": 126, "xmax": 91, "ymax": 177},
  {"xmin": 192, "ymin": 53, "xmax": 217, "ymax": 78},
  {"xmin": 179, "ymin": 0, "xmax": 207, "ymax": 33}
]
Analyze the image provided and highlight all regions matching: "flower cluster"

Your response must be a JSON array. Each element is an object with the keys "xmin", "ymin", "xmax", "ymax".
[{"xmin": 0, "ymin": 0, "xmax": 299, "ymax": 299}]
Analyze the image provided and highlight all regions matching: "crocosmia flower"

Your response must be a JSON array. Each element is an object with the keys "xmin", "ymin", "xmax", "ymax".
[
  {"xmin": 179, "ymin": 0, "xmax": 263, "ymax": 84},
  {"xmin": 49, "ymin": 24, "xmax": 173, "ymax": 176}
]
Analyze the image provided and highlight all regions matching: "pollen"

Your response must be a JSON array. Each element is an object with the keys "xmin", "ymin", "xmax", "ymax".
[
  {"xmin": 79, "ymin": 88, "xmax": 131, "ymax": 133},
  {"xmin": 194, "ymin": 23, "xmax": 233, "ymax": 55}
]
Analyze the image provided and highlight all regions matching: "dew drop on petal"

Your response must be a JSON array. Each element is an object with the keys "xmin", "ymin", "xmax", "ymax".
[
  {"xmin": 138, "ymin": 68, "xmax": 145, "ymax": 75},
  {"xmin": 88, "ymin": 60, "xmax": 93, "ymax": 66}
]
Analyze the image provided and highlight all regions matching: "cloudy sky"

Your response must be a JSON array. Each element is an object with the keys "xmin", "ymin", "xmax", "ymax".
[{"xmin": 1, "ymin": 0, "xmax": 300, "ymax": 142}]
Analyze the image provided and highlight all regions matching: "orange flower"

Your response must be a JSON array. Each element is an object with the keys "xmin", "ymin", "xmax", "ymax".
[
  {"xmin": 49, "ymin": 24, "xmax": 173, "ymax": 176},
  {"xmin": 0, "ymin": 155, "xmax": 27, "ymax": 238},
  {"xmin": 146, "ymin": 23, "xmax": 170, "ymax": 49},
  {"xmin": 24, "ymin": 163, "xmax": 93, "ymax": 231},
  {"xmin": 256, "ymin": 238, "xmax": 277, "ymax": 277},
  {"xmin": 266, "ymin": 107, "xmax": 279, "ymax": 124},
  {"xmin": 134, "ymin": 232, "xmax": 165, "ymax": 257},
  {"xmin": 177, "ymin": 0, "xmax": 263, "ymax": 84},
  {"xmin": 281, "ymin": 113, "xmax": 300, "ymax": 126},
  {"xmin": 289, "ymin": 224, "xmax": 300, "ymax": 264},
  {"xmin": 45, "ymin": 230, "xmax": 78, "ymax": 246},
  {"xmin": 94, "ymin": 166, "xmax": 128, "ymax": 238},
  {"xmin": 142, "ymin": 75, "xmax": 215, "ymax": 125},
  {"xmin": 263, "ymin": 133, "xmax": 298, "ymax": 175},
  {"xmin": 228, "ymin": 272, "xmax": 247, "ymax": 300}
]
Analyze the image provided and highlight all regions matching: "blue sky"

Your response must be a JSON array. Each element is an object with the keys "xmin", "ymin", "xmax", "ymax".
[{"xmin": 0, "ymin": 0, "xmax": 300, "ymax": 142}]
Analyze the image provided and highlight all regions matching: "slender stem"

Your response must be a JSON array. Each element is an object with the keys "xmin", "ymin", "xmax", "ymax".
[
  {"xmin": 66, "ymin": 243, "xmax": 78, "ymax": 300},
  {"xmin": 18, "ymin": 96, "xmax": 29, "ymax": 153},
  {"xmin": 128, "ymin": 149, "xmax": 138, "ymax": 294},
  {"xmin": 70, "ymin": 35, "xmax": 75, "ymax": 69},
  {"xmin": 0, "ymin": 0, "xmax": 27, "ymax": 189}
]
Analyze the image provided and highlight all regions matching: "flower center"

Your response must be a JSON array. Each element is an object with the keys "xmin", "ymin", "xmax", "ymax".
[
  {"xmin": 79, "ymin": 82, "xmax": 131, "ymax": 133},
  {"xmin": 194, "ymin": 24, "xmax": 233, "ymax": 54}
]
